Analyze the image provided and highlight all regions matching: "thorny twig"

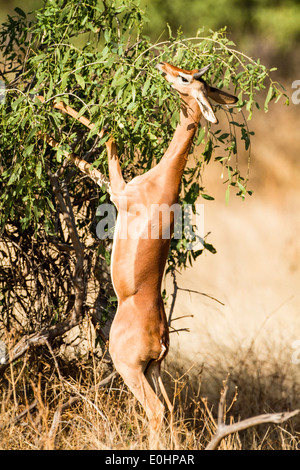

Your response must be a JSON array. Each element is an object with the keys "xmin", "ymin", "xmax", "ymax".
[{"xmin": 168, "ymin": 269, "xmax": 224, "ymax": 327}]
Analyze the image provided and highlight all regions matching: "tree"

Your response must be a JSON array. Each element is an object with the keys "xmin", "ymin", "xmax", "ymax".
[{"xmin": 0, "ymin": 0, "xmax": 287, "ymax": 373}]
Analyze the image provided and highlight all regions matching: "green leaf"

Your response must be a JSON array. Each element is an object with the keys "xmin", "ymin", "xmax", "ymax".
[
  {"xmin": 11, "ymin": 95, "xmax": 24, "ymax": 111},
  {"xmin": 7, "ymin": 163, "xmax": 22, "ymax": 186},
  {"xmin": 26, "ymin": 126, "xmax": 38, "ymax": 143},
  {"xmin": 61, "ymin": 71, "xmax": 69, "ymax": 89},
  {"xmin": 36, "ymin": 161, "xmax": 42, "ymax": 179},
  {"xmin": 203, "ymin": 241, "xmax": 217, "ymax": 254},
  {"xmin": 203, "ymin": 139, "xmax": 213, "ymax": 163},
  {"xmin": 142, "ymin": 78, "xmax": 151, "ymax": 97},
  {"xmin": 75, "ymin": 74, "xmax": 85, "ymax": 89},
  {"xmin": 201, "ymin": 193, "xmax": 214, "ymax": 200},
  {"xmin": 264, "ymin": 85, "xmax": 274, "ymax": 112},
  {"xmin": 55, "ymin": 147, "xmax": 65, "ymax": 163},
  {"xmin": 23, "ymin": 143, "xmax": 35, "ymax": 158},
  {"xmin": 196, "ymin": 127, "xmax": 205, "ymax": 146},
  {"xmin": 46, "ymin": 197, "xmax": 55, "ymax": 211},
  {"xmin": 225, "ymin": 186, "xmax": 230, "ymax": 204},
  {"xmin": 33, "ymin": 204, "xmax": 40, "ymax": 221},
  {"xmin": 14, "ymin": 7, "xmax": 26, "ymax": 18}
]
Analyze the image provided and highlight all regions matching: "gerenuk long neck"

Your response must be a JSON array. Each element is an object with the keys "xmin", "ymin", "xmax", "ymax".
[{"xmin": 159, "ymin": 96, "xmax": 202, "ymax": 189}]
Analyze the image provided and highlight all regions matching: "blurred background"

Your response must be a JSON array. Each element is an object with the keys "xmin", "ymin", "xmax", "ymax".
[{"xmin": 1, "ymin": 0, "xmax": 300, "ymax": 414}]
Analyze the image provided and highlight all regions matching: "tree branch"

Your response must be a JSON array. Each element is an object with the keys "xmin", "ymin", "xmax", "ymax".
[
  {"xmin": 205, "ymin": 385, "xmax": 300, "ymax": 450},
  {"xmin": 0, "ymin": 166, "xmax": 88, "ymax": 377},
  {"xmin": 0, "ymin": 316, "xmax": 82, "ymax": 377},
  {"xmin": 167, "ymin": 270, "xmax": 224, "ymax": 327},
  {"xmin": 43, "ymin": 133, "xmax": 110, "ymax": 191},
  {"xmin": 36, "ymin": 94, "xmax": 111, "ymax": 192}
]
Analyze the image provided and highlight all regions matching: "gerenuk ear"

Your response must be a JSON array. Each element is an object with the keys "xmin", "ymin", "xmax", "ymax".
[
  {"xmin": 192, "ymin": 89, "xmax": 218, "ymax": 124},
  {"xmin": 207, "ymin": 86, "xmax": 238, "ymax": 105}
]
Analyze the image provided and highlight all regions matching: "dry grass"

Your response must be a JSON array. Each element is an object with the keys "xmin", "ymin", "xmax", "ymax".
[{"xmin": 0, "ymin": 337, "xmax": 299, "ymax": 450}]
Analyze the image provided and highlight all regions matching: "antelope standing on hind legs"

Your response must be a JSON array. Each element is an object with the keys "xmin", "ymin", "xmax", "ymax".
[{"xmin": 107, "ymin": 62, "xmax": 237, "ymax": 449}]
